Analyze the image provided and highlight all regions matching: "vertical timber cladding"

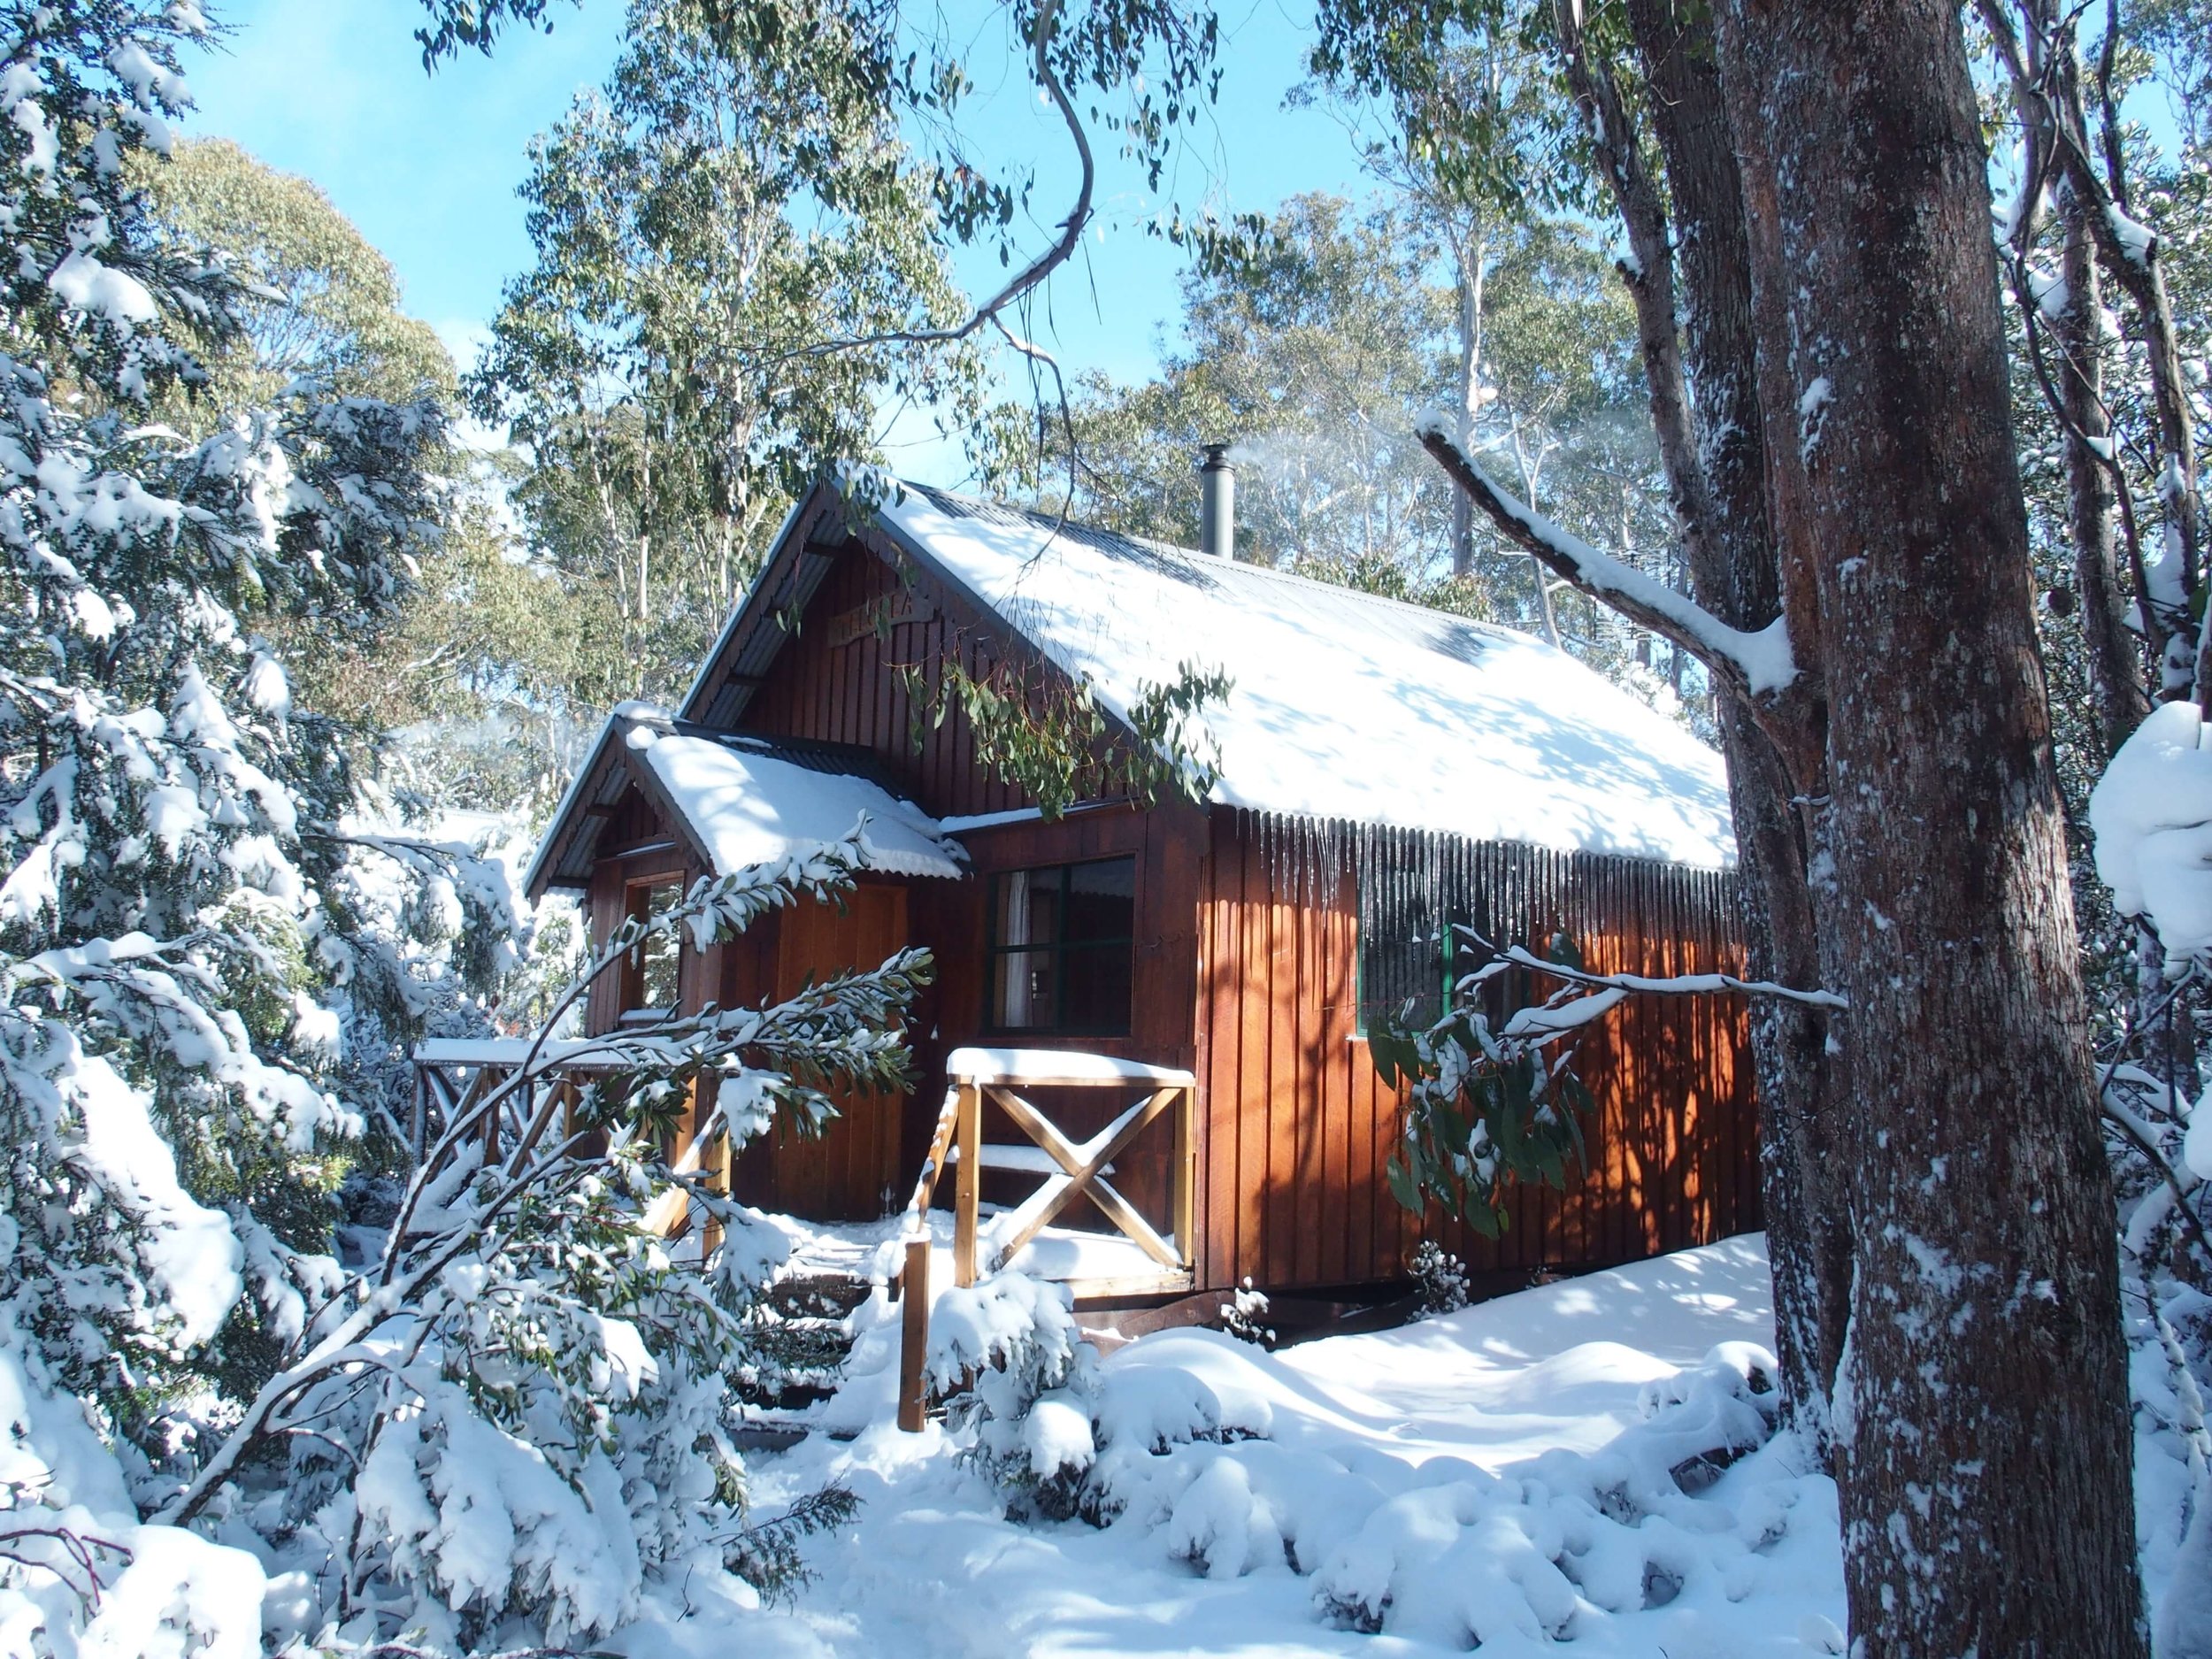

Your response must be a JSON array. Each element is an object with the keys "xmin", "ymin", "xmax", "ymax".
[
  {"xmin": 1195, "ymin": 810, "xmax": 1758, "ymax": 1294},
  {"xmin": 738, "ymin": 529, "xmax": 1209, "ymax": 1220},
  {"xmin": 906, "ymin": 797, "xmax": 1207, "ymax": 1239},
  {"xmin": 718, "ymin": 881, "xmax": 914, "ymax": 1221},
  {"xmin": 741, "ymin": 536, "xmax": 1042, "ymax": 820},
  {"xmin": 577, "ymin": 776, "xmax": 913, "ymax": 1222}
]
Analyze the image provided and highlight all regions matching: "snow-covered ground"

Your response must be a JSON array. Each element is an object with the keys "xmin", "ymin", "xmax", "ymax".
[
  {"xmin": 650, "ymin": 1233, "xmax": 1852, "ymax": 1657},
  {"xmin": 763, "ymin": 1204, "xmax": 1170, "ymax": 1290}
]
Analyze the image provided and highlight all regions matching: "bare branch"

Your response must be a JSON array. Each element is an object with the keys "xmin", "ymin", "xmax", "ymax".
[
  {"xmin": 787, "ymin": 0, "xmax": 1092, "ymax": 364},
  {"xmin": 1552, "ymin": 0, "xmax": 1719, "ymax": 597},
  {"xmin": 1984, "ymin": 0, "xmax": 2203, "ymax": 698}
]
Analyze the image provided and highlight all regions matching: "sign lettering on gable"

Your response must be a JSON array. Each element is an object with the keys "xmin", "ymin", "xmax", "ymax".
[{"xmin": 827, "ymin": 589, "xmax": 936, "ymax": 648}]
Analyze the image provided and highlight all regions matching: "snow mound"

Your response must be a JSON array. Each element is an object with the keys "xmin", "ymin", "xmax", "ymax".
[
  {"xmin": 1, "ymin": 1311, "xmax": 266, "ymax": 1659},
  {"xmin": 761, "ymin": 1233, "xmax": 1848, "ymax": 1656}
]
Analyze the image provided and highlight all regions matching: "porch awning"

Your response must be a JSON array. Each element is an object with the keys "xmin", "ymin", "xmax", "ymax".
[{"xmin": 629, "ymin": 719, "xmax": 965, "ymax": 880}]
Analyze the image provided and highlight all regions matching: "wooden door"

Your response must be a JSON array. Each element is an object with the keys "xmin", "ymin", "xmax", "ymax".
[{"xmin": 750, "ymin": 883, "xmax": 911, "ymax": 1220}]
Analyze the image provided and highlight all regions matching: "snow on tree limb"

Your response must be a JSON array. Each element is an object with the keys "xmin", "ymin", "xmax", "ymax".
[
  {"xmin": 158, "ymin": 832, "xmax": 933, "ymax": 1533},
  {"xmin": 1464, "ymin": 931, "xmax": 1848, "ymax": 1015},
  {"xmin": 1413, "ymin": 414, "xmax": 1798, "ymax": 701}
]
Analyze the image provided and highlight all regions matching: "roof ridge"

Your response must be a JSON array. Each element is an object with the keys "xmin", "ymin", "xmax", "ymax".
[{"xmin": 899, "ymin": 477, "xmax": 1533, "ymax": 647}]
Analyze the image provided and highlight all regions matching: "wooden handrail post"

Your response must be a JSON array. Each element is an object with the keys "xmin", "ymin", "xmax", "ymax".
[
  {"xmin": 1173, "ymin": 1081, "xmax": 1195, "ymax": 1271},
  {"xmin": 896, "ymin": 1236, "xmax": 930, "ymax": 1432},
  {"xmin": 953, "ymin": 1081, "xmax": 980, "ymax": 1287}
]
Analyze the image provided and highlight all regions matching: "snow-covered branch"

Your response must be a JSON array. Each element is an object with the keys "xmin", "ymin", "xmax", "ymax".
[
  {"xmin": 1414, "ymin": 417, "xmax": 1798, "ymax": 701},
  {"xmin": 159, "ymin": 833, "xmax": 933, "ymax": 1571},
  {"xmin": 1460, "ymin": 930, "xmax": 1848, "ymax": 1019}
]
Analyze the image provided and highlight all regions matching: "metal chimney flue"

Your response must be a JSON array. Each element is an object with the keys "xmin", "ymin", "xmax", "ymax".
[{"xmin": 1198, "ymin": 443, "xmax": 1235, "ymax": 560}]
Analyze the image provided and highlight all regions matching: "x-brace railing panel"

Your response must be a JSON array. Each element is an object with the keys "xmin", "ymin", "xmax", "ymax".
[{"xmin": 982, "ymin": 1085, "xmax": 1184, "ymax": 1272}]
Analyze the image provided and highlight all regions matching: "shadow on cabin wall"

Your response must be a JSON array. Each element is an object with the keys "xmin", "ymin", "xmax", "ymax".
[
  {"xmin": 1193, "ymin": 813, "xmax": 1762, "ymax": 1299},
  {"xmin": 703, "ymin": 805, "xmax": 1758, "ymax": 1297}
]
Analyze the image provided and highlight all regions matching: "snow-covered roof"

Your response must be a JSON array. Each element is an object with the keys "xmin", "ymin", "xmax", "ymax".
[
  {"xmin": 872, "ymin": 484, "xmax": 1737, "ymax": 870},
  {"xmin": 625, "ymin": 712, "xmax": 965, "ymax": 881}
]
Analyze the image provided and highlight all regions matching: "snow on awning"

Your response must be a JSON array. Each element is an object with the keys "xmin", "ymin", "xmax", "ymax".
[{"xmin": 625, "ymin": 714, "xmax": 964, "ymax": 880}]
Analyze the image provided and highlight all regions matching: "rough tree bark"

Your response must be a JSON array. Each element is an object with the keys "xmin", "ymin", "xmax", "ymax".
[
  {"xmin": 1426, "ymin": 0, "xmax": 2145, "ymax": 1644},
  {"xmin": 1555, "ymin": 0, "xmax": 1854, "ymax": 1441},
  {"xmin": 1710, "ymin": 3, "xmax": 2144, "ymax": 1650}
]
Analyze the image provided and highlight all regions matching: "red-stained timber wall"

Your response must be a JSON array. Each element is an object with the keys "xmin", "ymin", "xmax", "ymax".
[
  {"xmin": 742, "ymin": 541, "xmax": 1044, "ymax": 820},
  {"xmin": 1194, "ymin": 814, "xmax": 1759, "ymax": 1292}
]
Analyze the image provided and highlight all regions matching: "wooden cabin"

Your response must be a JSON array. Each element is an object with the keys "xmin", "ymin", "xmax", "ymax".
[{"xmin": 518, "ymin": 473, "xmax": 1757, "ymax": 1302}]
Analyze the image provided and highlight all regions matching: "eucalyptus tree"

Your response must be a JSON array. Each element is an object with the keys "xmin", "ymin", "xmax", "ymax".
[
  {"xmin": 1375, "ymin": 0, "xmax": 2150, "ymax": 1643},
  {"xmin": 134, "ymin": 136, "xmax": 600, "ymax": 807},
  {"xmin": 137, "ymin": 135, "xmax": 454, "ymax": 418},
  {"xmin": 472, "ymin": 0, "xmax": 987, "ymax": 704}
]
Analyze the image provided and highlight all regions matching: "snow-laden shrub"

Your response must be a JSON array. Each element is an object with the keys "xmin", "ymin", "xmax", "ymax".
[
  {"xmin": 0, "ymin": 9, "xmax": 935, "ymax": 1653},
  {"xmin": 1219, "ymin": 1278, "xmax": 1275, "ymax": 1347},
  {"xmin": 320, "ymin": 1171, "xmax": 788, "ymax": 1644},
  {"xmin": 1409, "ymin": 1240, "xmax": 1471, "ymax": 1316},
  {"xmin": 144, "ymin": 848, "xmax": 933, "ymax": 1649},
  {"xmin": 949, "ymin": 1310, "xmax": 1809, "ymax": 1647},
  {"xmin": 0, "ymin": 0, "xmax": 524, "ymax": 1498},
  {"xmin": 1304, "ymin": 1345, "xmax": 1786, "ymax": 1641},
  {"xmin": 931, "ymin": 1271, "xmax": 1100, "ymax": 1517},
  {"xmin": 1366, "ymin": 931, "xmax": 1608, "ymax": 1237},
  {"xmin": 0, "ymin": 1306, "xmax": 269, "ymax": 1659},
  {"xmin": 941, "ymin": 1307, "xmax": 1274, "ymax": 1526}
]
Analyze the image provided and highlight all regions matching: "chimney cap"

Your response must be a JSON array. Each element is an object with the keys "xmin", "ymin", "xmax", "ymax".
[{"xmin": 1199, "ymin": 442, "xmax": 1233, "ymax": 472}]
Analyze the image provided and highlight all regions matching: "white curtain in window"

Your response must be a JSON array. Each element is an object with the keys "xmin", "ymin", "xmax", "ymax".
[{"xmin": 999, "ymin": 869, "xmax": 1033, "ymax": 1026}]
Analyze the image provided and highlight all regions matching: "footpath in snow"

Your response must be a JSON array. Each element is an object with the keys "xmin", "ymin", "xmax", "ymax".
[{"xmin": 659, "ymin": 1233, "xmax": 1851, "ymax": 1658}]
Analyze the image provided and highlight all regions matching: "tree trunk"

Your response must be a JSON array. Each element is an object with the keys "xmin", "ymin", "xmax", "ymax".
[
  {"xmin": 2055, "ymin": 184, "xmax": 2150, "ymax": 757},
  {"xmin": 1713, "ymin": 3, "xmax": 2144, "ymax": 1650},
  {"xmin": 1606, "ymin": 0, "xmax": 1855, "ymax": 1440},
  {"xmin": 1450, "ymin": 224, "xmax": 1487, "ymax": 580}
]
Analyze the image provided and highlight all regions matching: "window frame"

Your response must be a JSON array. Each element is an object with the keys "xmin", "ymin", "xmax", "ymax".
[
  {"xmin": 618, "ymin": 872, "xmax": 687, "ymax": 1022},
  {"xmin": 1353, "ymin": 913, "xmax": 1460, "ymax": 1041},
  {"xmin": 1353, "ymin": 875, "xmax": 1505, "ymax": 1040},
  {"xmin": 981, "ymin": 855, "xmax": 1138, "ymax": 1038}
]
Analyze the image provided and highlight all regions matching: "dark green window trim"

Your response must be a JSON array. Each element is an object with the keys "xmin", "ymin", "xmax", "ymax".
[{"xmin": 1353, "ymin": 914, "xmax": 1460, "ymax": 1041}]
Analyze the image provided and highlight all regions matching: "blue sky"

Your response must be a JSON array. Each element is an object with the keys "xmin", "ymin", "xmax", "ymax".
[{"xmin": 179, "ymin": 0, "xmax": 1372, "ymax": 484}]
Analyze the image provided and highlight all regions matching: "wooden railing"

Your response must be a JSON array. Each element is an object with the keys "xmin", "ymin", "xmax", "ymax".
[
  {"xmin": 409, "ymin": 1037, "xmax": 618, "ymax": 1162},
  {"xmin": 409, "ymin": 1038, "xmax": 716, "ymax": 1239},
  {"xmin": 895, "ymin": 1047, "xmax": 1197, "ymax": 1432}
]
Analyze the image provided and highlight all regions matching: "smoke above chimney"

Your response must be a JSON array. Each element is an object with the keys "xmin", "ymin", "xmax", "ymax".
[{"xmin": 1198, "ymin": 442, "xmax": 1235, "ymax": 560}]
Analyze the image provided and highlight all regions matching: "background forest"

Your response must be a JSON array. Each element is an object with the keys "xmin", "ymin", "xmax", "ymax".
[{"xmin": 1, "ymin": 0, "xmax": 2208, "ymax": 1654}]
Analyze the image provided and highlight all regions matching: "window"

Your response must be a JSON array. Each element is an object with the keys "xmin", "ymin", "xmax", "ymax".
[
  {"xmin": 624, "ymin": 876, "xmax": 684, "ymax": 1017},
  {"xmin": 1356, "ymin": 869, "xmax": 1494, "ymax": 1036},
  {"xmin": 1356, "ymin": 899, "xmax": 1456, "ymax": 1035},
  {"xmin": 987, "ymin": 857, "xmax": 1136, "ymax": 1034}
]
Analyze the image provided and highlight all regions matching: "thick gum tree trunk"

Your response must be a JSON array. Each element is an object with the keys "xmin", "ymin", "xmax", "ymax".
[
  {"xmin": 1613, "ymin": 0, "xmax": 1855, "ymax": 1442},
  {"xmin": 1711, "ymin": 2, "xmax": 2145, "ymax": 1649}
]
